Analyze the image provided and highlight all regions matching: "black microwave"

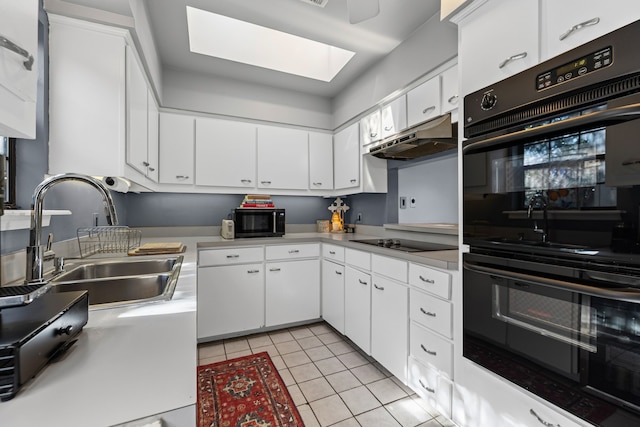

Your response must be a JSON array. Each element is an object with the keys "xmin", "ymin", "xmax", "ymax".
[{"xmin": 233, "ymin": 208, "xmax": 285, "ymax": 238}]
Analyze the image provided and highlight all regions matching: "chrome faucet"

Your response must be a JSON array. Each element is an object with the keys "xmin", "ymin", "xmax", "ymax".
[
  {"xmin": 527, "ymin": 190, "xmax": 549, "ymax": 243},
  {"xmin": 25, "ymin": 173, "xmax": 119, "ymax": 284}
]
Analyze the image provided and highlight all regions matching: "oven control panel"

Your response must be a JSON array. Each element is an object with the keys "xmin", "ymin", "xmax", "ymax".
[{"xmin": 536, "ymin": 46, "xmax": 613, "ymax": 91}]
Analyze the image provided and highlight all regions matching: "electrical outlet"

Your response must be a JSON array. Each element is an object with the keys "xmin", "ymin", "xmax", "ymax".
[
  {"xmin": 410, "ymin": 197, "xmax": 416, "ymax": 208},
  {"xmin": 400, "ymin": 197, "xmax": 407, "ymax": 209},
  {"xmin": 357, "ymin": 212, "xmax": 363, "ymax": 222}
]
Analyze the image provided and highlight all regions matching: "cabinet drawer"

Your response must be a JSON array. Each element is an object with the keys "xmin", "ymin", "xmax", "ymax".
[
  {"xmin": 410, "ymin": 289, "xmax": 452, "ymax": 338},
  {"xmin": 409, "ymin": 263, "xmax": 451, "ymax": 299},
  {"xmin": 408, "ymin": 356, "xmax": 452, "ymax": 419},
  {"xmin": 372, "ymin": 254, "xmax": 407, "ymax": 282},
  {"xmin": 266, "ymin": 243, "xmax": 319, "ymax": 260},
  {"xmin": 323, "ymin": 244, "xmax": 345, "ymax": 262},
  {"xmin": 410, "ymin": 323, "xmax": 453, "ymax": 378},
  {"xmin": 199, "ymin": 247, "xmax": 263, "ymax": 266},
  {"xmin": 346, "ymin": 248, "xmax": 371, "ymax": 270}
]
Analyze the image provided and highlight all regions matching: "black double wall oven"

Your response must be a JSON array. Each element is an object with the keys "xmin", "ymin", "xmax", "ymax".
[{"xmin": 463, "ymin": 20, "xmax": 640, "ymax": 426}]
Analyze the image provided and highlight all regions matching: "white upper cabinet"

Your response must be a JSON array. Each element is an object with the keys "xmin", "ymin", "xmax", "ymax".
[
  {"xmin": 334, "ymin": 122, "xmax": 360, "ymax": 190},
  {"xmin": 360, "ymin": 109, "xmax": 381, "ymax": 146},
  {"xmin": 146, "ymin": 89, "xmax": 159, "ymax": 182},
  {"xmin": 458, "ymin": 0, "xmax": 539, "ymax": 95},
  {"xmin": 381, "ymin": 95, "xmax": 407, "ymax": 139},
  {"xmin": 407, "ymin": 76, "xmax": 442, "ymax": 128},
  {"xmin": 125, "ymin": 46, "xmax": 151, "ymax": 177},
  {"xmin": 195, "ymin": 117, "xmax": 256, "ymax": 188},
  {"xmin": 159, "ymin": 112, "xmax": 194, "ymax": 184},
  {"xmin": 309, "ymin": 131, "xmax": 333, "ymax": 190},
  {"xmin": 440, "ymin": 65, "xmax": 459, "ymax": 120},
  {"xmin": 257, "ymin": 125, "xmax": 309, "ymax": 190},
  {"xmin": 0, "ymin": 0, "xmax": 38, "ymax": 138},
  {"xmin": 541, "ymin": 0, "xmax": 640, "ymax": 60}
]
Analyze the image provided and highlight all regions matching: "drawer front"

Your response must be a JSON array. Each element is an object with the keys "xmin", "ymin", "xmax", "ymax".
[
  {"xmin": 410, "ymin": 289, "xmax": 452, "ymax": 338},
  {"xmin": 372, "ymin": 254, "xmax": 407, "ymax": 282},
  {"xmin": 323, "ymin": 243, "xmax": 345, "ymax": 262},
  {"xmin": 409, "ymin": 263, "xmax": 450, "ymax": 299},
  {"xmin": 410, "ymin": 323, "xmax": 453, "ymax": 378},
  {"xmin": 199, "ymin": 247, "xmax": 264, "ymax": 266},
  {"xmin": 408, "ymin": 356, "xmax": 452, "ymax": 419},
  {"xmin": 346, "ymin": 248, "xmax": 371, "ymax": 270},
  {"xmin": 266, "ymin": 243, "xmax": 320, "ymax": 260}
]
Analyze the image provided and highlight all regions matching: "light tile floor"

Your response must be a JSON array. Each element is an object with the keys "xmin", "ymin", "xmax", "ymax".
[{"xmin": 198, "ymin": 321, "xmax": 457, "ymax": 427}]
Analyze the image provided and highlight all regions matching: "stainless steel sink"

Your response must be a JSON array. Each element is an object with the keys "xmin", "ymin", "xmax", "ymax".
[{"xmin": 50, "ymin": 255, "xmax": 183, "ymax": 309}]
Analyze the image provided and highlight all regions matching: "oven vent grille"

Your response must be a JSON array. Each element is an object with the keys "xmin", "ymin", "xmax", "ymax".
[
  {"xmin": 0, "ymin": 348, "xmax": 16, "ymax": 401},
  {"xmin": 467, "ymin": 73, "xmax": 640, "ymax": 137}
]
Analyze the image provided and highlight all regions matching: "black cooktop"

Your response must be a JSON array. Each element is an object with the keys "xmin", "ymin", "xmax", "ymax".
[{"xmin": 351, "ymin": 238, "xmax": 456, "ymax": 253}]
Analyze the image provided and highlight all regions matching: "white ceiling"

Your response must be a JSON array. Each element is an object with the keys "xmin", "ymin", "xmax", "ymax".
[{"xmin": 51, "ymin": 0, "xmax": 442, "ymax": 98}]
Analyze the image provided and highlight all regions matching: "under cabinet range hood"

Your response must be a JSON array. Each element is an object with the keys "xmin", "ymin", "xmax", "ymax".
[{"xmin": 369, "ymin": 113, "xmax": 457, "ymax": 160}]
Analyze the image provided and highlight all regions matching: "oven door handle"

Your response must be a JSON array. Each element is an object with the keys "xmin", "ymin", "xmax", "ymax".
[
  {"xmin": 463, "ymin": 103, "xmax": 640, "ymax": 154},
  {"xmin": 463, "ymin": 260, "xmax": 640, "ymax": 302}
]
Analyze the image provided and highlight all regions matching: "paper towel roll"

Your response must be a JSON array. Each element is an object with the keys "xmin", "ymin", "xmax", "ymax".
[{"xmin": 102, "ymin": 176, "xmax": 131, "ymax": 193}]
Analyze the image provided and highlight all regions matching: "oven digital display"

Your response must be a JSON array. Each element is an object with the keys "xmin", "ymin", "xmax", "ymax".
[{"xmin": 536, "ymin": 46, "xmax": 613, "ymax": 90}]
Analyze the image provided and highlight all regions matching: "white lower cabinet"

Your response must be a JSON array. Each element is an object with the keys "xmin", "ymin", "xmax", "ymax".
[
  {"xmin": 344, "ymin": 265, "xmax": 371, "ymax": 354},
  {"xmin": 409, "ymin": 356, "xmax": 452, "ymax": 419},
  {"xmin": 321, "ymin": 259, "xmax": 345, "ymax": 334},
  {"xmin": 266, "ymin": 259, "xmax": 320, "ymax": 326},
  {"xmin": 197, "ymin": 263, "xmax": 264, "ymax": 338},
  {"xmin": 371, "ymin": 274, "xmax": 408, "ymax": 383}
]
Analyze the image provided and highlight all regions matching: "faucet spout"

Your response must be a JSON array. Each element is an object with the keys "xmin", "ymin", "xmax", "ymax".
[
  {"xmin": 25, "ymin": 173, "xmax": 119, "ymax": 284},
  {"xmin": 527, "ymin": 191, "xmax": 549, "ymax": 243}
]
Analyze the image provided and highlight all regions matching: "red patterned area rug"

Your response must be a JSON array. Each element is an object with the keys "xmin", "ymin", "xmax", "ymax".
[{"xmin": 197, "ymin": 351, "xmax": 304, "ymax": 427}]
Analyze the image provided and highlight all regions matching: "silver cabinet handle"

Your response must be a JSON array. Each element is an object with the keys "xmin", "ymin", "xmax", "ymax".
[
  {"xmin": 420, "ymin": 307, "xmax": 436, "ymax": 317},
  {"xmin": 358, "ymin": 279, "xmax": 368, "ymax": 285},
  {"xmin": 374, "ymin": 284, "xmax": 385, "ymax": 290},
  {"xmin": 142, "ymin": 161, "xmax": 150, "ymax": 166},
  {"xmin": 226, "ymin": 254, "xmax": 240, "ymax": 258},
  {"xmin": 559, "ymin": 17, "xmax": 600, "ymax": 41},
  {"xmin": 241, "ymin": 179, "xmax": 252, "ymax": 183},
  {"xmin": 312, "ymin": 182, "xmax": 323, "ymax": 186},
  {"xmin": 350, "ymin": 179, "xmax": 357, "ymax": 183},
  {"xmin": 288, "ymin": 249, "xmax": 300, "ymax": 254},
  {"xmin": 422, "ymin": 106, "xmax": 436, "ymax": 115},
  {"xmin": 369, "ymin": 131, "xmax": 377, "ymax": 138},
  {"xmin": 269, "ymin": 267, "xmax": 281, "ymax": 272},
  {"xmin": 419, "ymin": 275, "xmax": 435, "ymax": 284},
  {"xmin": 176, "ymin": 175, "xmax": 189, "ymax": 179},
  {"xmin": 498, "ymin": 52, "xmax": 527, "ymax": 69},
  {"xmin": 418, "ymin": 379, "xmax": 435, "ymax": 394},
  {"xmin": 329, "ymin": 251, "xmax": 336, "ymax": 255},
  {"xmin": 0, "ymin": 34, "xmax": 34, "ymax": 70},
  {"xmin": 420, "ymin": 344, "xmax": 437, "ymax": 356},
  {"xmin": 335, "ymin": 270, "xmax": 343, "ymax": 275},
  {"xmin": 384, "ymin": 125, "xmax": 392, "ymax": 131},
  {"xmin": 261, "ymin": 180, "xmax": 271, "ymax": 184},
  {"xmin": 529, "ymin": 409, "xmax": 561, "ymax": 427},
  {"xmin": 447, "ymin": 95, "xmax": 459, "ymax": 105},
  {"xmin": 247, "ymin": 269, "xmax": 260, "ymax": 274},
  {"xmin": 148, "ymin": 167, "xmax": 155, "ymax": 171}
]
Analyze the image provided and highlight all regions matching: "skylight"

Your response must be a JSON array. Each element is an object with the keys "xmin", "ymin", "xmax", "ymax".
[{"xmin": 186, "ymin": 6, "xmax": 355, "ymax": 82}]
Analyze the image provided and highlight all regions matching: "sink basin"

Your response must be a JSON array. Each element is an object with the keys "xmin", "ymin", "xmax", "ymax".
[
  {"xmin": 53, "ymin": 258, "xmax": 180, "ymax": 282},
  {"xmin": 51, "ymin": 255, "xmax": 183, "ymax": 309}
]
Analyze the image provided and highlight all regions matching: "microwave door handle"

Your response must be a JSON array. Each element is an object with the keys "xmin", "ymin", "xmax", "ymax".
[
  {"xmin": 463, "ymin": 260, "xmax": 640, "ymax": 302},
  {"xmin": 273, "ymin": 211, "xmax": 276, "ymax": 233},
  {"xmin": 463, "ymin": 103, "xmax": 640, "ymax": 154}
]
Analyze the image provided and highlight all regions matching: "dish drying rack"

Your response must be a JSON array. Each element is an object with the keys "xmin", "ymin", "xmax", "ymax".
[{"xmin": 77, "ymin": 226, "xmax": 142, "ymax": 258}]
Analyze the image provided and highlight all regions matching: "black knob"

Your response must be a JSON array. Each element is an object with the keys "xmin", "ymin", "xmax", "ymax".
[
  {"xmin": 57, "ymin": 325, "xmax": 74, "ymax": 336},
  {"xmin": 480, "ymin": 92, "xmax": 497, "ymax": 110}
]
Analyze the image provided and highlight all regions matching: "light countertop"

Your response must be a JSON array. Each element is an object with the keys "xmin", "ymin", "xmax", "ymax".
[{"xmin": 0, "ymin": 232, "xmax": 458, "ymax": 426}]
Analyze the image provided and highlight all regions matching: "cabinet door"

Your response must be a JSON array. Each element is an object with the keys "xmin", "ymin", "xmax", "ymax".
[
  {"xmin": 322, "ymin": 260, "xmax": 345, "ymax": 334},
  {"xmin": 265, "ymin": 259, "xmax": 320, "ymax": 326},
  {"xmin": 441, "ymin": 65, "xmax": 459, "ymax": 119},
  {"xmin": 159, "ymin": 113, "xmax": 194, "ymax": 184},
  {"xmin": 197, "ymin": 264, "xmax": 264, "ymax": 338},
  {"xmin": 541, "ymin": 0, "xmax": 640, "ymax": 60},
  {"xmin": 309, "ymin": 131, "xmax": 333, "ymax": 190},
  {"xmin": 345, "ymin": 266, "xmax": 371, "ymax": 354},
  {"xmin": 195, "ymin": 117, "xmax": 256, "ymax": 188},
  {"xmin": 334, "ymin": 122, "xmax": 360, "ymax": 190},
  {"xmin": 381, "ymin": 95, "xmax": 407, "ymax": 139},
  {"xmin": 126, "ymin": 46, "xmax": 149, "ymax": 176},
  {"xmin": 360, "ymin": 109, "xmax": 381, "ymax": 146},
  {"xmin": 146, "ymin": 89, "xmax": 159, "ymax": 182},
  {"xmin": 458, "ymin": 0, "xmax": 539, "ymax": 95},
  {"xmin": 371, "ymin": 275, "xmax": 408, "ymax": 382},
  {"xmin": 257, "ymin": 126, "xmax": 308, "ymax": 190},
  {"xmin": 407, "ymin": 76, "xmax": 441, "ymax": 128},
  {"xmin": 0, "ymin": 0, "xmax": 38, "ymax": 138}
]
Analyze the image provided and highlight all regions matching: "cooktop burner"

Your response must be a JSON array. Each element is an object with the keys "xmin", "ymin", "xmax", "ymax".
[{"xmin": 351, "ymin": 238, "xmax": 456, "ymax": 253}]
